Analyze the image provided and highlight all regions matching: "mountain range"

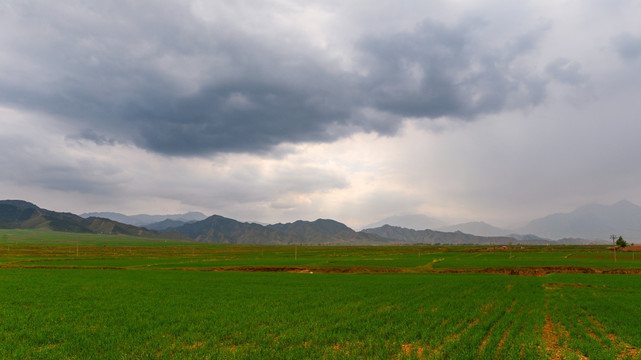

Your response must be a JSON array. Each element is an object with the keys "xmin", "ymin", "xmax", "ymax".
[
  {"xmin": 0, "ymin": 200, "xmax": 187, "ymax": 240},
  {"xmin": 170, "ymin": 217, "xmax": 390, "ymax": 245},
  {"xmin": 362, "ymin": 225, "xmax": 554, "ymax": 245},
  {"xmin": 516, "ymin": 200, "xmax": 641, "ymax": 240},
  {"xmin": 2, "ymin": 199, "xmax": 637, "ymax": 244},
  {"xmin": 367, "ymin": 201, "xmax": 641, "ymax": 242},
  {"xmin": 0, "ymin": 200, "xmax": 392, "ymax": 245}
]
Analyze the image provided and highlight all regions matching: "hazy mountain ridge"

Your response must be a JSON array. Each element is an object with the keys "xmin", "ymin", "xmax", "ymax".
[
  {"xmin": 143, "ymin": 219, "xmax": 190, "ymax": 231},
  {"xmin": 80, "ymin": 211, "xmax": 207, "ymax": 226},
  {"xmin": 362, "ymin": 214, "xmax": 447, "ymax": 231},
  {"xmin": 362, "ymin": 225, "xmax": 552, "ymax": 245},
  {"xmin": 364, "ymin": 200, "xmax": 640, "ymax": 242},
  {"xmin": 517, "ymin": 200, "xmax": 641, "ymax": 240},
  {"xmin": 437, "ymin": 222, "xmax": 511, "ymax": 237},
  {"xmin": 362, "ymin": 225, "xmax": 607, "ymax": 245}
]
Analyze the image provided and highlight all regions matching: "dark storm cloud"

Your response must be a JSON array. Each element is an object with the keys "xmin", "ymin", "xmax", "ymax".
[
  {"xmin": 1, "ymin": 1, "xmax": 362, "ymax": 155},
  {"xmin": 358, "ymin": 20, "xmax": 548, "ymax": 119},
  {"xmin": 130, "ymin": 80, "xmax": 354, "ymax": 154},
  {"xmin": 1, "ymin": 1, "xmax": 552, "ymax": 156},
  {"xmin": 613, "ymin": 33, "xmax": 641, "ymax": 61}
]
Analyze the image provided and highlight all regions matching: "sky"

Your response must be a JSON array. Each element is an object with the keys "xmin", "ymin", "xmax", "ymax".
[{"xmin": 2, "ymin": 0, "xmax": 641, "ymax": 229}]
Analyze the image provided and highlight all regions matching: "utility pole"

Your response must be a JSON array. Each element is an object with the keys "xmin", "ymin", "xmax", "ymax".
[{"xmin": 610, "ymin": 234, "xmax": 617, "ymax": 262}]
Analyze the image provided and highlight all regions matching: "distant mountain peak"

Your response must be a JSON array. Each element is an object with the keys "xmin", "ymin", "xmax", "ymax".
[
  {"xmin": 519, "ymin": 200, "xmax": 641, "ymax": 240},
  {"xmin": 437, "ymin": 221, "xmax": 510, "ymax": 237},
  {"xmin": 267, "ymin": 218, "xmax": 354, "ymax": 237},
  {"xmin": 612, "ymin": 199, "xmax": 640, "ymax": 209},
  {"xmin": 363, "ymin": 214, "xmax": 447, "ymax": 231}
]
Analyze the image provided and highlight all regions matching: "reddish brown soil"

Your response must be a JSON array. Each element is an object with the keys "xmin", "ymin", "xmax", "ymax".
[
  {"xmin": 175, "ymin": 266, "xmax": 409, "ymax": 274},
  {"xmin": 435, "ymin": 266, "xmax": 641, "ymax": 276},
  {"xmin": 621, "ymin": 245, "xmax": 641, "ymax": 252},
  {"xmin": 542, "ymin": 316, "xmax": 589, "ymax": 360},
  {"xmin": 543, "ymin": 282, "xmax": 605, "ymax": 288},
  {"xmin": 4, "ymin": 263, "xmax": 641, "ymax": 276},
  {"xmin": 0, "ymin": 264, "xmax": 125, "ymax": 270},
  {"xmin": 173, "ymin": 265, "xmax": 641, "ymax": 275}
]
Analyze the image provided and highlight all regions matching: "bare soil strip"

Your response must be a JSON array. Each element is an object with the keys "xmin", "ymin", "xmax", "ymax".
[
  {"xmin": 3, "ymin": 257, "xmax": 108, "ymax": 265},
  {"xmin": 542, "ymin": 316, "xmax": 562, "ymax": 359},
  {"xmin": 477, "ymin": 319, "xmax": 497, "ymax": 355},
  {"xmin": 436, "ymin": 266, "xmax": 641, "ymax": 276},
  {"xmin": 543, "ymin": 282, "xmax": 606, "ymax": 288},
  {"xmin": 401, "ymin": 343, "xmax": 428, "ymax": 358},
  {"xmin": 4, "ymin": 263, "xmax": 641, "ymax": 276},
  {"xmin": 0, "ymin": 264, "xmax": 126, "ymax": 270},
  {"xmin": 577, "ymin": 318, "xmax": 602, "ymax": 344},
  {"xmin": 495, "ymin": 327, "xmax": 511, "ymax": 358},
  {"xmin": 542, "ymin": 316, "xmax": 589, "ymax": 360},
  {"xmin": 182, "ymin": 266, "xmax": 410, "ymax": 273}
]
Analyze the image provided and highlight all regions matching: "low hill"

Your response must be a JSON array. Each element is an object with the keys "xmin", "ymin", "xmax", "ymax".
[{"xmin": 0, "ymin": 200, "xmax": 187, "ymax": 240}]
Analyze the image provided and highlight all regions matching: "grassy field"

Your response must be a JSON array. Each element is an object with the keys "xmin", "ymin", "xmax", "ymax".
[{"xmin": 1, "ymin": 229, "xmax": 641, "ymax": 359}]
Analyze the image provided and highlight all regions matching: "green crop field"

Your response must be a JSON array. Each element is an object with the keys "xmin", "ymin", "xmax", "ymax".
[{"xmin": 1, "ymin": 230, "xmax": 641, "ymax": 359}]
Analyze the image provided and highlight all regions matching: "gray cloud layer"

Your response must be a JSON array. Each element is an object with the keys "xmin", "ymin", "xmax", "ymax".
[
  {"xmin": 1, "ymin": 1, "xmax": 561, "ymax": 156},
  {"xmin": 544, "ymin": 58, "xmax": 588, "ymax": 85},
  {"xmin": 4, "ymin": 1, "xmax": 641, "ymax": 227},
  {"xmin": 614, "ymin": 34, "xmax": 641, "ymax": 61}
]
